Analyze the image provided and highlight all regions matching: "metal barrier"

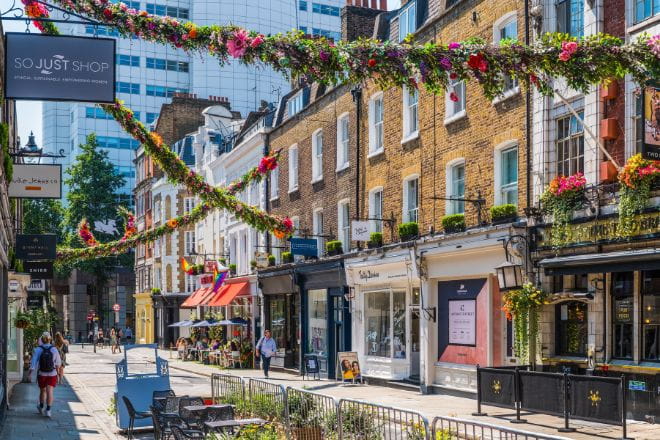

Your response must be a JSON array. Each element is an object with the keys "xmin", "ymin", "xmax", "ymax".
[
  {"xmin": 432, "ymin": 415, "xmax": 571, "ymax": 440},
  {"xmin": 286, "ymin": 387, "xmax": 338, "ymax": 440},
  {"xmin": 338, "ymin": 398, "xmax": 431, "ymax": 440},
  {"xmin": 248, "ymin": 378, "xmax": 287, "ymax": 422},
  {"xmin": 210, "ymin": 373, "xmax": 245, "ymax": 406}
]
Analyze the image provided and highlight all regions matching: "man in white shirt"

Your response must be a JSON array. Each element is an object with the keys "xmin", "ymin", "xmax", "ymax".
[
  {"xmin": 256, "ymin": 330, "xmax": 277, "ymax": 378},
  {"xmin": 29, "ymin": 332, "xmax": 62, "ymax": 418}
]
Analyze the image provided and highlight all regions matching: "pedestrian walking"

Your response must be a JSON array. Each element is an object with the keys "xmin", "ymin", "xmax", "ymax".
[
  {"xmin": 53, "ymin": 333, "xmax": 66, "ymax": 383},
  {"xmin": 124, "ymin": 326, "xmax": 132, "ymax": 344},
  {"xmin": 29, "ymin": 332, "xmax": 62, "ymax": 418},
  {"xmin": 97, "ymin": 328, "xmax": 104, "ymax": 348},
  {"xmin": 255, "ymin": 330, "xmax": 276, "ymax": 379},
  {"xmin": 110, "ymin": 328, "xmax": 122, "ymax": 354},
  {"xmin": 118, "ymin": 328, "xmax": 124, "ymax": 345}
]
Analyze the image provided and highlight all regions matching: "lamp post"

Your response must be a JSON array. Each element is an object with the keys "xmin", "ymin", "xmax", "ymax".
[{"xmin": 494, "ymin": 234, "xmax": 530, "ymax": 292}]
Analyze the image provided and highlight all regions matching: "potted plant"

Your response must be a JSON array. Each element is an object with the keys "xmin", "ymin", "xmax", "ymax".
[
  {"xmin": 151, "ymin": 287, "xmax": 161, "ymax": 296},
  {"xmin": 442, "ymin": 214, "xmax": 466, "ymax": 233},
  {"xmin": 219, "ymin": 258, "xmax": 227, "ymax": 266},
  {"xmin": 250, "ymin": 260, "xmax": 257, "ymax": 270},
  {"xmin": 229, "ymin": 263, "xmax": 237, "ymax": 275},
  {"xmin": 490, "ymin": 204, "xmax": 518, "ymax": 225},
  {"xmin": 368, "ymin": 232, "xmax": 383, "ymax": 248},
  {"xmin": 398, "ymin": 222, "xmax": 419, "ymax": 241},
  {"xmin": 540, "ymin": 173, "xmax": 587, "ymax": 247},
  {"xmin": 268, "ymin": 255, "xmax": 276, "ymax": 266},
  {"xmin": 282, "ymin": 252, "xmax": 293, "ymax": 263},
  {"xmin": 326, "ymin": 240, "xmax": 343, "ymax": 256}
]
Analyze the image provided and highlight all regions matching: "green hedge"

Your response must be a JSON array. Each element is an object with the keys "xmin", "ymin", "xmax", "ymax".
[
  {"xmin": 442, "ymin": 214, "xmax": 466, "ymax": 232},
  {"xmin": 398, "ymin": 222, "xmax": 419, "ymax": 240},
  {"xmin": 490, "ymin": 204, "xmax": 517, "ymax": 221},
  {"xmin": 326, "ymin": 240, "xmax": 343, "ymax": 253}
]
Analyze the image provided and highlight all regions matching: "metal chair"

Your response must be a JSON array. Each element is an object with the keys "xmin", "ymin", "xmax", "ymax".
[
  {"xmin": 170, "ymin": 425, "xmax": 205, "ymax": 439},
  {"xmin": 178, "ymin": 397, "xmax": 205, "ymax": 428},
  {"xmin": 150, "ymin": 405, "xmax": 173, "ymax": 440},
  {"xmin": 153, "ymin": 389, "xmax": 176, "ymax": 412},
  {"xmin": 203, "ymin": 406, "xmax": 235, "ymax": 434},
  {"xmin": 121, "ymin": 396, "xmax": 151, "ymax": 440}
]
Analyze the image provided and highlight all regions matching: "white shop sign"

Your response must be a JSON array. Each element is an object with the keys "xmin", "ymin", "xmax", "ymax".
[
  {"xmin": 351, "ymin": 221, "xmax": 371, "ymax": 242},
  {"xmin": 346, "ymin": 260, "xmax": 414, "ymax": 286},
  {"xmin": 448, "ymin": 299, "xmax": 476, "ymax": 346}
]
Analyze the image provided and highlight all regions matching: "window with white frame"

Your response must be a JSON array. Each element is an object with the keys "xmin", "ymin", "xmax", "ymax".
[
  {"xmin": 271, "ymin": 233, "xmax": 282, "ymax": 263},
  {"xmin": 556, "ymin": 112, "xmax": 584, "ymax": 176},
  {"xmin": 184, "ymin": 197, "xmax": 195, "ymax": 214},
  {"xmin": 633, "ymin": 0, "xmax": 660, "ymax": 23},
  {"xmin": 634, "ymin": 94, "xmax": 644, "ymax": 154},
  {"xmin": 271, "ymin": 166, "xmax": 279, "ymax": 199},
  {"xmin": 154, "ymin": 200, "xmax": 161, "ymax": 223},
  {"xmin": 496, "ymin": 145, "xmax": 518, "ymax": 205},
  {"xmin": 184, "ymin": 231, "xmax": 196, "ymax": 255},
  {"xmin": 403, "ymin": 86, "xmax": 419, "ymax": 139},
  {"xmin": 336, "ymin": 113, "xmax": 350, "ymax": 170},
  {"xmin": 288, "ymin": 92, "xmax": 304, "ymax": 117},
  {"xmin": 494, "ymin": 13, "xmax": 519, "ymax": 94},
  {"xmin": 369, "ymin": 187, "xmax": 383, "ymax": 233},
  {"xmin": 289, "ymin": 145, "xmax": 299, "ymax": 191},
  {"xmin": 448, "ymin": 161, "xmax": 465, "ymax": 214},
  {"xmin": 445, "ymin": 78, "xmax": 466, "ymax": 121},
  {"xmin": 369, "ymin": 93, "xmax": 384, "ymax": 154},
  {"xmin": 556, "ymin": 0, "xmax": 584, "ymax": 37},
  {"xmin": 338, "ymin": 200, "xmax": 350, "ymax": 252},
  {"xmin": 312, "ymin": 129, "xmax": 323, "ymax": 182},
  {"xmin": 313, "ymin": 208, "xmax": 324, "ymax": 257},
  {"xmin": 291, "ymin": 216, "xmax": 300, "ymax": 237},
  {"xmin": 185, "ymin": 274, "xmax": 197, "ymax": 293},
  {"xmin": 398, "ymin": 0, "xmax": 416, "ymax": 42},
  {"xmin": 403, "ymin": 176, "xmax": 419, "ymax": 223}
]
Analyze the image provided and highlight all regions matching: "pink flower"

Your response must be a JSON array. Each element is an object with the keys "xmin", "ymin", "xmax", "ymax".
[
  {"xmin": 562, "ymin": 41, "xmax": 578, "ymax": 54},
  {"xmin": 558, "ymin": 51, "xmax": 571, "ymax": 62},
  {"xmin": 319, "ymin": 50, "xmax": 330, "ymax": 62},
  {"xmin": 250, "ymin": 34, "xmax": 265, "ymax": 48},
  {"xmin": 648, "ymin": 34, "xmax": 660, "ymax": 58},
  {"xmin": 448, "ymin": 42, "xmax": 461, "ymax": 50},
  {"xmin": 449, "ymin": 72, "xmax": 458, "ymax": 80},
  {"xmin": 227, "ymin": 29, "xmax": 249, "ymax": 58}
]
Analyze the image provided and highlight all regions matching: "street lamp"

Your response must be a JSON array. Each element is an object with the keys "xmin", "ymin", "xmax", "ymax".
[
  {"xmin": 11, "ymin": 132, "xmax": 66, "ymax": 161},
  {"xmin": 494, "ymin": 234, "xmax": 529, "ymax": 291}
]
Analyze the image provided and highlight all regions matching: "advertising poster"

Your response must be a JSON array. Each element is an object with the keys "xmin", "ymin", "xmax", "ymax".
[
  {"xmin": 448, "ymin": 299, "xmax": 476, "ymax": 345},
  {"xmin": 643, "ymin": 84, "xmax": 660, "ymax": 160},
  {"xmin": 337, "ymin": 351, "xmax": 362, "ymax": 383}
]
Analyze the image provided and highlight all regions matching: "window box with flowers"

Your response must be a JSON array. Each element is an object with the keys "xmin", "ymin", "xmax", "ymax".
[
  {"xmin": 282, "ymin": 252, "xmax": 293, "ymax": 264},
  {"xmin": 617, "ymin": 154, "xmax": 660, "ymax": 237},
  {"xmin": 268, "ymin": 255, "xmax": 276, "ymax": 266},
  {"xmin": 502, "ymin": 283, "xmax": 549, "ymax": 364},
  {"xmin": 151, "ymin": 288, "xmax": 161, "ymax": 296},
  {"xmin": 540, "ymin": 173, "xmax": 586, "ymax": 247}
]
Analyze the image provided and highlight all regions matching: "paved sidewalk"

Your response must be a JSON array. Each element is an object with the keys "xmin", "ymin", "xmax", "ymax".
[{"xmin": 1, "ymin": 380, "xmax": 110, "ymax": 440}]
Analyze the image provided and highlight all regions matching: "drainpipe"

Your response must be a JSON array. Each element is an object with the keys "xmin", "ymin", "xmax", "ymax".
[
  {"xmin": 264, "ymin": 131, "xmax": 271, "ymax": 254},
  {"xmin": 524, "ymin": 0, "xmax": 532, "ymax": 211},
  {"xmin": 351, "ymin": 86, "xmax": 362, "ymax": 234}
]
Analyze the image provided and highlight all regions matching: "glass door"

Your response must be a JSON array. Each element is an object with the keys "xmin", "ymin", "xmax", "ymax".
[{"xmin": 410, "ymin": 307, "xmax": 421, "ymax": 380}]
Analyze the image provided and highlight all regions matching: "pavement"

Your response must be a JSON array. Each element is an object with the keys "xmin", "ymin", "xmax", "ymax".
[{"xmin": 2, "ymin": 344, "xmax": 658, "ymax": 439}]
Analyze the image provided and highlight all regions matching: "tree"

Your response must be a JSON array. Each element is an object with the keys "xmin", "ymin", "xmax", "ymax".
[{"xmin": 22, "ymin": 199, "xmax": 64, "ymax": 241}]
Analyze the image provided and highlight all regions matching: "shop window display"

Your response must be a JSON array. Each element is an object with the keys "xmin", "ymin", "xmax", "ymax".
[
  {"xmin": 555, "ymin": 301, "xmax": 588, "ymax": 356},
  {"xmin": 365, "ymin": 290, "xmax": 407, "ymax": 359},
  {"xmin": 308, "ymin": 289, "xmax": 328, "ymax": 370},
  {"xmin": 612, "ymin": 272, "xmax": 634, "ymax": 359},
  {"xmin": 269, "ymin": 298, "xmax": 286, "ymax": 351},
  {"xmin": 642, "ymin": 270, "xmax": 660, "ymax": 361}
]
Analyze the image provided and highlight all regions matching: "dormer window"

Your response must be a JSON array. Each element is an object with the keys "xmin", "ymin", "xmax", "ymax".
[
  {"xmin": 398, "ymin": 1, "xmax": 417, "ymax": 42},
  {"xmin": 288, "ymin": 93, "xmax": 304, "ymax": 117}
]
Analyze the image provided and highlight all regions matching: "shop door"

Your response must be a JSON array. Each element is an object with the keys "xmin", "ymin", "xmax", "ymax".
[
  {"xmin": 410, "ymin": 307, "xmax": 421, "ymax": 380},
  {"xmin": 329, "ymin": 295, "xmax": 350, "ymax": 379}
]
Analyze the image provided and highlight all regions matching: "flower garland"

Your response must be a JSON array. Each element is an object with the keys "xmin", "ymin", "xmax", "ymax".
[
  {"xmin": 42, "ymin": 0, "xmax": 660, "ymax": 99},
  {"xmin": 59, "ymin": 152, "xmax": 281, "ymax": 262},
  {"xmin": 617, "ymin": 154, "xmax": 660, "ymax": 237},
  {"xmin": 119, "ymin": 206, "xmax": 138, "ymax": 241},
  {"xmin": 540, "ymin": 173, "xmax": 587, "ymax": 247},
  {"xmin": 502, "ymin": 283, "xmax": 549, "ymax": 364},
  {"xmin": 77, "ymin": 219, "xmax": 99, "ymax": 247}
]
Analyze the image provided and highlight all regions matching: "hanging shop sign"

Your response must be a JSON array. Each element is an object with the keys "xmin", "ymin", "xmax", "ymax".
[
  {"xmin": 290, "ymin": 237, "xmax": 318, "ymax": 257},
  {"xmin": 351, "ymin": 221, "xmax": 371, "ymax": 242},
  {"xmin": 16, "ymin": 234, "xmax": 57, "ymax": 260},
  {"xmin": 24, "ymin": 261, "xmax": 53, "ymax": 279},
  {"xmin": 9, "ymin": 164, "xmax": 62, "ymax": 199},
  {"xmin": 204, "ymin": 260, "xmax": 218, "ymax": 273},
  {"xmin": 535, "ymin": 211, "xmax": 660, "ymax": 249},
  {"xmin": 4, "ymin": 33, "xmax": 115, "ymax": 103},
  {"xmin": 255, "ymin": 252, "xmax": 270, "ymax": 268},
  {"xmin": 448, "ymin": 299, "xmax": 477, "ymax": 346},
  {"xmin": 642, "ymin": 83, "xmax": 660, "ymax": 160},
  {"xmin": 26, "ymin": 279, "xmax": 46, "ymax": 292},
  {"xmin": 27, "ymin": 293, "xmax": 43, "ymax": 309}
]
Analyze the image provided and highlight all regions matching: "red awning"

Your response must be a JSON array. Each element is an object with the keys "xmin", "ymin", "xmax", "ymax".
[
  {"xmin": 180, "ymin": 287, "xmax": 211, "ymax": 308},
  {"xmin": 208, "ymin": 281, "xmax": 250, "ymax": 307}
]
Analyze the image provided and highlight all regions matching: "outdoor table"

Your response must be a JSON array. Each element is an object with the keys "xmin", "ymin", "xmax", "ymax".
[
  {"xmin": 204, "ymin": 418, "xmax": 267, "ymax": 433},
  {"xmin": 182, "ymin": 404, "xmax": 232, "ymax": 413}
]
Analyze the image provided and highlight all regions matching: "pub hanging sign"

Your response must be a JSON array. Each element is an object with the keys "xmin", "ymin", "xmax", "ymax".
[
  {"xmin": 4, "ymin": 33, "xmax": 116, "ymax": 103},
  {"xmin": 643, "ymin": 83, "xmax": 660, "ymax": 160}
]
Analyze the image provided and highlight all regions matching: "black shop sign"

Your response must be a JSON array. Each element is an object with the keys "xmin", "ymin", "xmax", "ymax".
[
  {"xmin": 24, "ymin": 261, "xmax": 53, "ymax": 279},
  {"xmin": 15, "ymin": 234, "xmax": 56, "ymax": 260}
]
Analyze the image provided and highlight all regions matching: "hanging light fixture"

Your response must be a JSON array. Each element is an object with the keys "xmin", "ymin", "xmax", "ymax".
[{"xmin": 494, "ymin": 260, "xmax": 524, "ymax": 291}]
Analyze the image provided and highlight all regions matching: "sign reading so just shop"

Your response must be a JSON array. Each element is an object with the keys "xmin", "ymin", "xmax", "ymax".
[{"xmin": 4, "ymin": 33, "xmax": 115, "ymax": 103}]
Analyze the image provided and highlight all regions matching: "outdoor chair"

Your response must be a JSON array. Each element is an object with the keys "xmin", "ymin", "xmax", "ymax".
[
  {"xmin": 170, "ymin": 426, "xmax": 206, "ymax": 440},
  {"xmin": 230, "ymin": 351, "xmax": 241, "ymax": 368},
  {"xmin": 150, "ymin": 406, "xmax": 173, "ymax": 440},
  {"xmin": 121, "ymin": 396, "xmax": 151, "ymax": 440},
  {"xmin": 153, "ymin": 390, "xmax": 176, "ymax": 412},
  {"xmin": 178, "ymin": 396, "xmax": 205, "ymax": 428}
]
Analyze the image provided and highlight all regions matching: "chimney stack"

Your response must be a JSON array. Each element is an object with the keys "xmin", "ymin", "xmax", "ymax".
[{"xmin": 342, "ymin": 0, "xmax": 384, "ymax": 42}]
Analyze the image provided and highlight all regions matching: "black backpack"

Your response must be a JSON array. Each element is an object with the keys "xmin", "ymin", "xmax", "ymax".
[{"xmin": 39, "ymin": 346, "xmax": 55, "ymax": 373}]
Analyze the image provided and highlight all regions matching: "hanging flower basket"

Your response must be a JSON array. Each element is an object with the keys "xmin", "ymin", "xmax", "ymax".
[
  {"xmin": 617, "ymin": 154, "xmax": 660, "ymax": 237},
  {"xmin": 15, "ymin": 319, "xmax": 29, "ymax": 329},
  {"xmin": 502, "ymin": 283, "xmax": 549, "ymax": 363},
  {"xmin": 540, "ymin": 173, "xmax": 586, "ymax": 247}
]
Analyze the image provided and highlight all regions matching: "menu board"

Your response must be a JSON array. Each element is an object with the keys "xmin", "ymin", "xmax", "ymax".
[{"xmin": 448, "ymin": 300, "xmax": 476, "ymax": 345}]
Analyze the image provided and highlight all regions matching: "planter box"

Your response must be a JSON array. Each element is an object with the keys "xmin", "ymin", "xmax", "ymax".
[
  {"xmin": 292, "ymin": 426, "xmax": 323, "ymax": 440},
  {"xmin": 367, "ymin": 241, "xmax": 382, "ymax": 249},
  {"xmin": 327, "ymin": 249, "xmax": 343, "ymax": 256},
  {"xmin": 400, "ymin": 234, "xmax": 418, "ymax": 242},
  {"xmin": 492, "ymin": 215, "xmax": 517, "ymax": 225},
  {"xmin": 444, "ymin": 226, "xmax": 465, "ymax": 234}
]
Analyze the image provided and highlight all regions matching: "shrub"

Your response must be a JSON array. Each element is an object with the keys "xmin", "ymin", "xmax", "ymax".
[
  {"xmin": 268, "ymin": 255, "xmax": 276, "ymax": 266},
  {"xmin": 442, "ymin": 214, "xmax": 466, "ymax": 232},
  {"xmin": 369, "ymin": 232, "xmax": 383, "ymax": 245},
  {"xmin": 282, "ymin": 252, "xmax": 293, "ymax": 263},
  {"xmin": 326, "ymin": 240, "xmax": 343, "ymax": 254},
  {"xmin": 229, "ymin": 263, "xmax": 237, "ymax": 273},
  {"xmin": 151, "ymin": 287, "xmax": 161, "ymax": 295},
  {"xmin": 398, "ymin": 222, "xmax": 419, "ymax": 240},
  {"xmin": 490, "ymin": 204, "xmax": 517, "ymax": 221},
  {"xmin": 250, "ymin": 260, "xmax": 257, "ymax": 269}
]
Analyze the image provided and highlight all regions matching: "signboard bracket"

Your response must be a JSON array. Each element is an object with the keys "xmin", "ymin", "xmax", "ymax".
[{"xmin": 1, "ymin": 0, "xmax": 109, "ymax": 27}]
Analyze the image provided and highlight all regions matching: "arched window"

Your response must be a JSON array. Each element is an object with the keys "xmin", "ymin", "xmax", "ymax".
[
  {"xmin": 165, "ymin": 264, "xmax": 173, "ymax": 293},
  {"xmin": 165, "ymin": 195, "xmax": 172, "ymax": 218}
]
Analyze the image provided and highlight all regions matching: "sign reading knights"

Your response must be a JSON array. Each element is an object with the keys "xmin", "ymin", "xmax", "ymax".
[{"xmin": 5, "ymin": 33, "xmax": 116, "ymax": 103}]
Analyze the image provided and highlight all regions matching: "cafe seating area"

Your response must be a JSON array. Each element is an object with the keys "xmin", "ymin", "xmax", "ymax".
[{"xmin": 124, "ymin": 389, "xmax": 267, "ymax": 439}]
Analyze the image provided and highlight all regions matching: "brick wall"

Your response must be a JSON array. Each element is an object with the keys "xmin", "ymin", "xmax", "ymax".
[
  {"xmin": 341, "ymin": 5, "xmax": 382, "ymax": 41},
  {"xmin": 603, "ymin": 0, "xmax": 626, "ymax": 166},
  {"xmin": 154, "ymin": 95, "xmax": 232, "ymax": 146}
]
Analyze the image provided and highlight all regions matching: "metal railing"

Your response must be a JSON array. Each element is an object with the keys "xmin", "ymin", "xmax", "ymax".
[
  {"xmin": 432, "ymin": 416, "xmax": 571, "ymax": 440},
  {"xmin": 247, "ymin": 378, "xmax": 287, "ymax": 421},
  {"xmin": 286, "ymin": 387, "xmax": 337, "ymax": 440},
  {"xmin": 211, "ymin": 373, "xmax": 245, "ymax": 406},
  {"xmin": 338, "ymin": 398, "xmax": 431, "ymax": 440}
]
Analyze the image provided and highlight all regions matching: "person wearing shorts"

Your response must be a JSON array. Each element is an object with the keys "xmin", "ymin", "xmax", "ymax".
[{"xmin": 30, "ymin": 332, "xmax": 62, "ymax": 418}]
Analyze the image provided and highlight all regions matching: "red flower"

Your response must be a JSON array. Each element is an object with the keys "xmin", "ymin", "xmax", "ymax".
[
  {"xmin": 258, "ymin": 156, "xmax": 278, "ymax": 173},
  {"xmin": 103, "ymin": 9, "xmax": 113, "ymax": 19},
  {"xmin": 449, "ymin": 72, "xmax": 458, "ymax": 80},
  {"xmin": 282, "ymin": 217, "xmax": 293, "ymax": 231},
  {"xmin": 367, "ymin": 58, "xmax": 377, "ymax": 68},
  {"xmin": 467, "ymin": 53, "xmax": 488, "ymax": 72}
]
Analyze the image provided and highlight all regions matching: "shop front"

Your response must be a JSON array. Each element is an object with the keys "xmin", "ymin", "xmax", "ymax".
[
  {"xmin": 419, "ymin": 228, "xmax": 509, "ymax": 395},
  {"xmin": 295, "ymin": 259, "xmax": 350, "ymax": 379},
  {"xmin": 258, "ymin": 268, "xmax": 300, "ymax": 369},
  {"xmin": 7, "ymin": 273, "xmax": 29, "ymax": 396},
  {"xmin": 533, "ymin": 212, "xmax": 660, "ymax": 421},
  {"xmin": 134, "ymin": 290, "xmax": 154, "ymax": 344},
  {"xmin": 153, "ymin": 292, "xmax": 188, "ymax": 349},
  {"xmin": 345, "ymin": 247, "xmax": 420, "ymax": 382}
]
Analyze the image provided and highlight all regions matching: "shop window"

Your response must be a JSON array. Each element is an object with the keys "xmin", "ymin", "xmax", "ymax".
[
  {"xmin": 555, "ymin": 301, "xmax": 588, "ymax": 356},
  {"xmin": 642, "ymin": 270, "xmax": 660, "ymax": 361},
  {"xmin": 307, "ymin": 289, "xmax": 328, "ymax": 371},
  {"xmin": 612, "ymin": 272, "xmax": 634, "ymax": 359},
  {"xmin": 365, "ymin": 290, "xmax": 407, "ymax": 359},
  {"xmin": 269, "ymin": 298, "xmax": 286, "ymax": 350}
]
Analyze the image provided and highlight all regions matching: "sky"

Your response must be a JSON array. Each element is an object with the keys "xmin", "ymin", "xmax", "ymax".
[{"xmin": 3, "ymin": 0, "xmax": 401, "ymax": 148}]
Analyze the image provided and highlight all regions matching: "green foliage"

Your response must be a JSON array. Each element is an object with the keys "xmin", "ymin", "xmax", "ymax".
[
  {"xmin": 15, "ymin": 308, "xmax": 59, "ymax": 353},
  {"xmin": 268, "ymin": 255, "xmax": 276, "ymax": 266},
  {"xmin": 490, "ymin": 204, "xmax": 517, "ymax": 221},
  {"xmin": 210, "ymin": 423, "xmax": 281, "ymax": 440},
  {"xmin": 398, "ymin": 222, "xmax": 419, "ymax": 240},
  {"xmin": 502, "ymin": 283, "xmax": 549, "ymax": 363},
  {"xmin": 281, "ymin": 252, "xmax": 293, "ymax": 263},
  {"xmin": 0, "ymin": 123, "xmax": 12, "ymax": 183},
  {"xmin": 441, "ymin": 214, "xmax": 465, "ymax": 232},
  {"xmin": 107, "ymin": 396, "xmax": 117, "ymax": 416},
  {"xmin": 151, "ymin": 287, "xmax": 161, "ymax": 295},
  {"xmin": 369, "ymin": 232, "xmax": 383, "ymax": 246},
  {"xmin": 229, "ymin": 263, "xmax": 237, "ymax": 273},
  {"xmin": 250, "ymin": 260, "xmax": 257, "ymax": 268},
  {"xmin": 326, "ymin": 240, "xmax": 343, "ymax": 253}
]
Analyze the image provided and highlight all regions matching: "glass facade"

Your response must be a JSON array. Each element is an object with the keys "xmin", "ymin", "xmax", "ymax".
[
  {"xmin": 556, "ymin": 301, "xmax": 588, "ymax": 356},
  {"xmin": 612, "ymin": 272, "xmax": 634, "ymax": 359},
  {"xmin": 307, "ymin": 289, "xmax": 328, "ymax": 370},
  {"xmin": 365, "ymin": 290, "xmax": 407, "ymax": 359},
  {"xmin": 642, "ymin": 270, "xmax": 660, "ymax": 360}
]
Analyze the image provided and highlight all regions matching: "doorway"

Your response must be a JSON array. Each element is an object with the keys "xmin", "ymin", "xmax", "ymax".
[{"xmin": 410, "ymin": 306, "xmax": 421, "ymax": 381}]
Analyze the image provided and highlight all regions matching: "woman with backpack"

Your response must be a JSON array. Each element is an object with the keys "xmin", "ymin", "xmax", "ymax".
[{"xmin": 29, "ymin": 332, "xmax": 62, "ymax": 418}]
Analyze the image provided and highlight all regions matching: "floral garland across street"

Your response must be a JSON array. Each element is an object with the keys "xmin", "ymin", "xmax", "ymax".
[
  {"xmin": 45, "ymin": 0, "xmax": 660, "ymax": 98},
  {"xmin": 58, "ymin": 153, "xmax": 282, "ymax": 262}
]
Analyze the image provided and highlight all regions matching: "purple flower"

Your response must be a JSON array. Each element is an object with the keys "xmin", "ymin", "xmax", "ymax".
[
  {"xmin": 648, "ymin": 34, "xmax": 660, "ymax": 58},
  {"xmin": 439, "ymin": 57, "xmax": 452, "ymax": 70},
  {"xmin": 448, "ymin": 42, "xmax": 461, "ymax": 50},
  {"xmin": 319, "ymin": 50, "xmax": 329, "ymax": 62}
]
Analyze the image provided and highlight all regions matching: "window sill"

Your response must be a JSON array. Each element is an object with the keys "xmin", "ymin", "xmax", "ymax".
[
  {"xmin": 627, "ymin": 14, "xmax": 660, "ymax": 34},
  {"xmin": 288, "ymin": 187, "xmax": 299, "ymax": 194},
  {"xmin": 367, "ymin": 148, "xmax": 385, "ymax": 160},
  {"xmin": 270, "ymin": 195, "xmax": 280, "ymax": 202},
  {"xmin": 311, "ymin": 177, "xmax": 323, "ymax": 184},
  {"xmin": 444, "ymin": 110, "xmax": 467, "ymax": 126},
  {"xmin": 336, "ymin": 163, "xmax": 350, "ymax": 173},
  {"xmin": 492, "ymin": 87, "xmax": 520, "ymax": 105},
  {"xmin": 401, "ymin": 131, "xmax": 419, "ymax": 144}
]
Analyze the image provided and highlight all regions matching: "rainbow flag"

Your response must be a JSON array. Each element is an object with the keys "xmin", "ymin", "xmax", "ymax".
[
  {"xmin": 180, "ymin": 257, "xmax": 193, "ymax": 275},
  {"xmin": 212, "ymin": 270, "xmax": 228, "ymax": 293}
]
